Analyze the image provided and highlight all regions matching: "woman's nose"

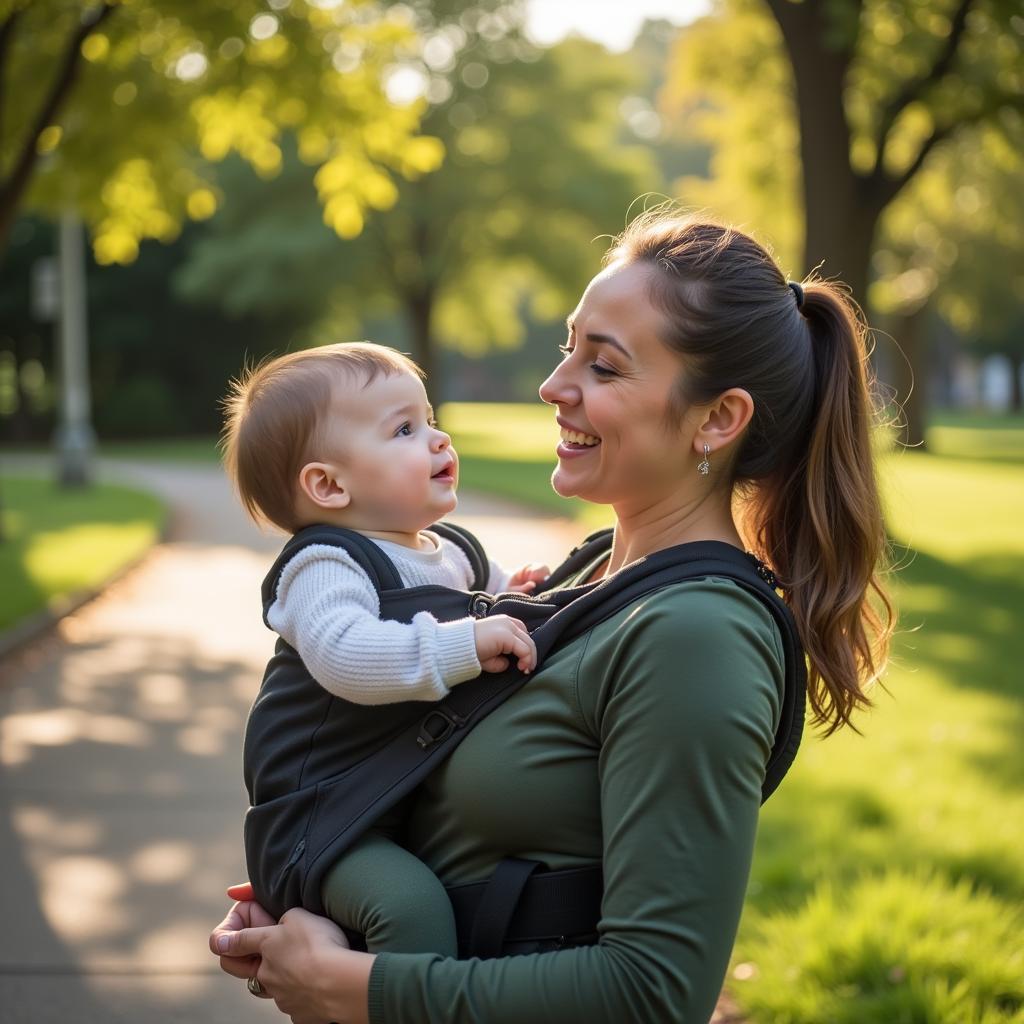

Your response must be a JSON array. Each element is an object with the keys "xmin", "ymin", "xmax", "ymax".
[{"xmin": 539, "ymin": 362, "xmax": 577, "ymax": 406}]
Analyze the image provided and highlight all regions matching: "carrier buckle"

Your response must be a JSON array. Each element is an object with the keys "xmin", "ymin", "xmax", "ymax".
[{"xmin": 417, "ymin": 707, "xmax": 468, "ymax": 750}]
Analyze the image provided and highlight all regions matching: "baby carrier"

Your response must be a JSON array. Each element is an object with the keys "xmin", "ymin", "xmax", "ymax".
[{"xmin": 244, "ymin": 522, "xmax": 807, "ymax": 953}]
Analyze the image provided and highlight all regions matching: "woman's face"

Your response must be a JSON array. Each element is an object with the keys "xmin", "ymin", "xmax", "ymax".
[{"xmin": 539, "ymin": 260, "xmax": 697, "ymax": 511}]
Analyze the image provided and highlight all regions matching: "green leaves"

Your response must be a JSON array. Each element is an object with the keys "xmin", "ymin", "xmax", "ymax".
[{"xmin": 1, "ymin": 1, "xmax": 444, "ymax": 261}]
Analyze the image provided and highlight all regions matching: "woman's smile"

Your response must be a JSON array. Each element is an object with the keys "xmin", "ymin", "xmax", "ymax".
[{"xmin": 557, "ymin": 419, "xmax": 601, "ymax": 457}]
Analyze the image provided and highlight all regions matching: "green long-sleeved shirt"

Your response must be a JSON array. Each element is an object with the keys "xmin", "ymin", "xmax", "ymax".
[{"xmin": 368, "ymin": 575, "xmax": 785, "ymax": 1024}]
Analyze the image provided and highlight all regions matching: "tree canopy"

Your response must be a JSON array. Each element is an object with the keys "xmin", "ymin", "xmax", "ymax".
[
  {"xmin": 0, "ymin": 0, "xmax": 450, "ymax": 261},
  {"xmin": 662, "ymin": 0, "xmax": 1023, "ymax": 440},
  {"xmin": 176, "ymin": 32, "xmax": 658, "ymax": 392}
]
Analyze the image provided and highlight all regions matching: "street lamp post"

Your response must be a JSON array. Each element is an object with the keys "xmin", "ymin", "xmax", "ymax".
[{"xmin": 55, "ymin": 210, "xmax": 95, "ymax": 486}]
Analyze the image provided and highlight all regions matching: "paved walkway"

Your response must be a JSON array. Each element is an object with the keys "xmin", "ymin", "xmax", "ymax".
[{"xmin": 0, "ymin": 460, "xmax": 581, "ymax": 1023}]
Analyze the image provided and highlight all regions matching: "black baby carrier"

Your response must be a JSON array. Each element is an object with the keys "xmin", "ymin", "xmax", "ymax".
[{"xmin": 243, "ymin": 522, "xmax": 807, "ymax": 954}]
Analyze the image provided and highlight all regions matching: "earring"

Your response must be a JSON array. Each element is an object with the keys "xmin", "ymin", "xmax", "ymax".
[{"xmin": 697, "ymin": 442, "xmax": 711, "ymax": 476}]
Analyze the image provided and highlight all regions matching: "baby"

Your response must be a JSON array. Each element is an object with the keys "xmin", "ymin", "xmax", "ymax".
[{"xmin": 221, "ymin": 341, "xmax": 548, "ymax": 955}]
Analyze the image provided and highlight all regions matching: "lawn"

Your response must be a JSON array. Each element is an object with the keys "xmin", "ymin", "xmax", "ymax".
[{"xmin": 0, "ymin": 476, "xmax": 166, "ymax": 632}]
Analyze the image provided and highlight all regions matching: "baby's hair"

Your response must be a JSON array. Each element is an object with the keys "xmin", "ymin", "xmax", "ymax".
[{"xmin": 221, "ymin": 342, "xmax": 424, "ymax": 533}]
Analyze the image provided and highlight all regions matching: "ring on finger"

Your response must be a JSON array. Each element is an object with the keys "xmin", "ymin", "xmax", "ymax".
[{"xmin": 247, "ymin": 975, "xmax": 266, "ymax": 997}]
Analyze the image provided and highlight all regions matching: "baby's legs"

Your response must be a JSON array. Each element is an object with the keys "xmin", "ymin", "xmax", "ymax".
[{"xmin": 320, "ymin": 830, "xmax": 457, "ymax": 955}]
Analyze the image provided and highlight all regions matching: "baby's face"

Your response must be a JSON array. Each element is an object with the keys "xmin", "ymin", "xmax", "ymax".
[{"xmin": 318, "ymin": 370, "xmax": 458, "ymax": 533}]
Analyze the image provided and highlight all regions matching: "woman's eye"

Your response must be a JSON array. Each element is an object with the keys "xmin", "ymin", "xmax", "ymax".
[{"xmin": 590, "ymin": 363, "xmax": 616, "ymax": 378}]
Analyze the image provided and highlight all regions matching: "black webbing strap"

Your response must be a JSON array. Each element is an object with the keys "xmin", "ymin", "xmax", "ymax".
[
  {"xmin": 449, "ymin": 864, "xmax": 603, "ymax": 958},
  {"xmin": 431, "ymin": 521, "xmax": 490, "ymax": 591},
  {"xmin": 467, "ymin": 857, "xmax": 542, "ymax": 959},
  {"xmin": 536, "ymin": 527, "xmax": 614, "ymax": 592},
  {"xmin": 261, "ymin": 524, "xmax": 404, "ymax": 624}
]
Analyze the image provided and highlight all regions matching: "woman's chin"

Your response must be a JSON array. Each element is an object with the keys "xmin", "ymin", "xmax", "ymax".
[{"xmin": 549, "ymin": 469, "xmax": 579, "ymax": 499}]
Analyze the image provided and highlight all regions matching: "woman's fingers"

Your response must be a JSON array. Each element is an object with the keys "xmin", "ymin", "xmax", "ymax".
[
  {"xmin": 218, "ymin": 952, "xmax": 262, "ymax": 980},
  {"xmin": 216, "ymin": 923, "xmax": 277, "ymax": 958},
  {"xmin": 209, "ymin": 900, "xmax": 275, "ymax": 955}
]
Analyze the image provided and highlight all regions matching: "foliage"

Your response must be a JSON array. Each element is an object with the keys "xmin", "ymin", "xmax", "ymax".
[
  {"xmin": 0, "ymin": 474, "xmax": 165, "ymax": 629},
  {"xmin": 875, "ymin": 121, "xmax": 1024, "ymax": 356},
  {"xmin": 661, "ymin": 1, "xmax": 802, "ymax": 270},
  {"xmin": 0, "ymin": 0, "xmax": 445, "ymax": 261},
  {"xmin": 661, "ymin": 0, "xmax": 1024, "ymax": 295},
  {"xmin": 0, "ymin": 214, "xmax": 298, "ymax": 440},
  {"xmin": 175, "ymin": 31, "xmax": 658, "ymax": 384}
]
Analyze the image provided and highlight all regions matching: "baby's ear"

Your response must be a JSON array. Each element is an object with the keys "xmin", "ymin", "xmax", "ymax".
[{"xmin": 298, "ymin": 462, "xmax": 350, "ymax": 510}]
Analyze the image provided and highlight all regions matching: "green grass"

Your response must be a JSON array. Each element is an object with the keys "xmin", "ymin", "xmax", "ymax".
[
  {"xmin": 0, "ymin": 476, "xmax": 166, "ymax": 631},
  {"xmin": 98, "ymin": 437, "xmax": 221, "ymax": 462},
  {"xmin": 444, "ymin": 403, "xmax": 1024, "ymax": 1024},
  {"xmin": 735, "ymin": 433, "xmax": 1024, "ymax": 1023},
  {"xmin": 2, "ymin": 438, "xmax": 221, "ymax": 462}
]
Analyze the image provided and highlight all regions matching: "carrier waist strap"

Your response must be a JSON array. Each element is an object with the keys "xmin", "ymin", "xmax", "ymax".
[{"xmin": 447, "ymin": 861, "xmax": 603, "ymax": 959}]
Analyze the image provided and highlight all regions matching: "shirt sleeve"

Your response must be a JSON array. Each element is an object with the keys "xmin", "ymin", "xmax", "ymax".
[
  {"xmin": 368, "ymin": 580, "xmax": 784, "ymax": 1023},
  {"xmin": 266, "ymin": 545, "xmax": 481, "ymax": 705}
]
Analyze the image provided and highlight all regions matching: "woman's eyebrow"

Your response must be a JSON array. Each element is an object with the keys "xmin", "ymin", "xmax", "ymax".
[{"xmin": 566, "ymin": 316, "xmax": 632, "ymax": 360}]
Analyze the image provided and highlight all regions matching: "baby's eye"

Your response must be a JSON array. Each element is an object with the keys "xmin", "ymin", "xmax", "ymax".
[{"xmin": 395, "ymin": 422, "xmax": 413, "ymax": 437}]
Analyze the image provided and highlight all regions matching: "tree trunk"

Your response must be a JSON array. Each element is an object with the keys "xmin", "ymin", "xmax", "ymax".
[
  {"xmin": 405, "ymin": 289, "xmax": 437, "ymax": 405},
  {"xmin": 0, "ymin": 4, "xmax": 115, "ymax": 258},
  {"xmin": 886, "ymin": 304, "xmax": 930, "ymax": 450},
  {"xmin": 766, "ymin": 1, "xmax": 876, "ymax": 302}
]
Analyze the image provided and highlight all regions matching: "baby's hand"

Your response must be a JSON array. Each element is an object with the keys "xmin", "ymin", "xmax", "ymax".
[
  {"xmin": 474, "ymin": 615, "xmax": 537, "ymax": 674},
  {"xmin": 506, "ymin": 563, "xmax": 551, "ymax": 594}
]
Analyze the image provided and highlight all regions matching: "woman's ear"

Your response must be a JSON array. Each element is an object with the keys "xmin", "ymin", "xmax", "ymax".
[
  {"xmin": 297, "ymin": 462, "xmax": 350, "ymax": 510},
  {"xmin": 694, "ymin": 387, "xmax": 754, "ymax": 457}
]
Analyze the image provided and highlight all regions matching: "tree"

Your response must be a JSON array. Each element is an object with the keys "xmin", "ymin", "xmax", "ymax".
[
  {"xmin": 176, "ymin": 33, "xmax": 659, "ymax": 397},
  {"xmin": 663, "ymin": 0, "xmax": 1023, "ymax": 444},
  {"xmin": 0, "ymin": 0, "xmax": 446, "ymax": 262},
  {"xmin": 871, "ymin": 117, "xmax": 1024, "ymax": 426}
]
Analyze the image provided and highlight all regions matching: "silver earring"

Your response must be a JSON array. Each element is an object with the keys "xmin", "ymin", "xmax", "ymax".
[{"xmin": 697, "ymin": 442, "xmax": 711, "ymax": 476}]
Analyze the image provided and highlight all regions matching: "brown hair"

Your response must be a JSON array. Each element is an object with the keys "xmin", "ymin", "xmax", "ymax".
[
  {"xmin": 220, "ymin": 342, "xmax": 423, "ymax": 533},
  {"xmin": 608, "ymin": 211, "xmax": 895, "ymax": 733}
]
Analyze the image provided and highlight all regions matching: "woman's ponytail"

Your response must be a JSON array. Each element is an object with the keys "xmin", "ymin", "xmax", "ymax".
[
  {"xmin": 750, "ymin": 282, "xmax": 895, "ymax": 733},
  {"xmin": 608, "ymin": 212, "xmax": 895, "ymax": 733}
]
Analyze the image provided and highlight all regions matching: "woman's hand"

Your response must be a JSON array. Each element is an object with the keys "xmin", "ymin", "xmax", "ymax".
[
  {"xmin": 211, "ymin": 889, "xmax": 375, "ymax": 1024},
  {"xmin": 210, "ymin": 889, "xmax": 277, "ymax": 983}
]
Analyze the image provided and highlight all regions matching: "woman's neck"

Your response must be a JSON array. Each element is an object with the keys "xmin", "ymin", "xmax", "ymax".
[{"xmin": 603, "ymin": 489, "xmax": 743, "ymax": 577}]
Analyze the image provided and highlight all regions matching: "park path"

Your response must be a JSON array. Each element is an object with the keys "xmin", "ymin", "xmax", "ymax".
[{"xmin": 0, "ymin": 458, "xmax": 581, "ymax": 1023}]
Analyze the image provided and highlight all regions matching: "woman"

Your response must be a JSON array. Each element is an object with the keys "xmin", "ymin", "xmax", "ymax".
[{"xmin": 211, "ymin": 213, "xmax": 894, "ymax": 1023}]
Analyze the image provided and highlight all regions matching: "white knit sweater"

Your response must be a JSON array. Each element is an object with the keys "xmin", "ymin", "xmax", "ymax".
[{"xmin": 266, "ymin": 530, "xmax": 511, "ymax": 705}]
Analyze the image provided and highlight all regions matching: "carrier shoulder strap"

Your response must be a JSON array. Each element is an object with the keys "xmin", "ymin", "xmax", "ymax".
[
  {"xmin": 261, "ymin": 525, "xmax": 405, "ymax": 625},
  {"xmin": 537, "ymin": 527, "xmax": 614, "ymax": 592},
  {"xmin": 260, "ymin": 522, "xmax": 493, "ymax": 625},
  {"xmin": 430, "ymin": 521, "xmax": 490, "ymax": 591}
]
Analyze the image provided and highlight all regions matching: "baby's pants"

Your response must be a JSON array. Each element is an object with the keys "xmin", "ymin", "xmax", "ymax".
[{"xmin": 320, "ymin": 830, "xmax": 457, "ymax": 955}]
